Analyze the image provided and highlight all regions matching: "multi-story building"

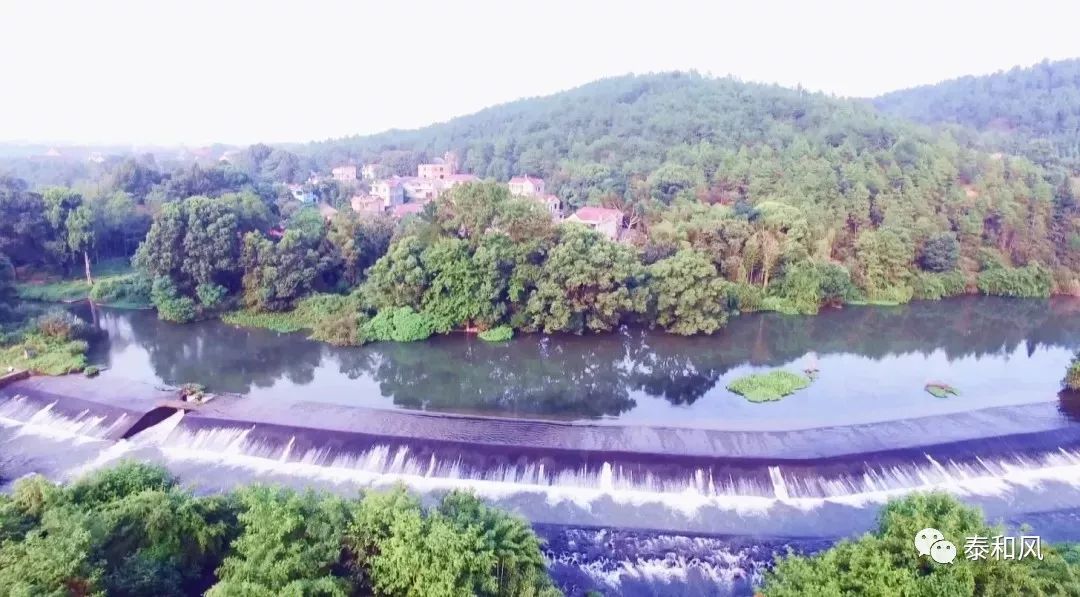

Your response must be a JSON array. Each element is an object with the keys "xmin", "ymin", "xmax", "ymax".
[
  {"xmin": 509, "ymin": 175, "xmax": 545, "ymax": 197},
  {"xmin": 402, "ymin": 177, "xmax": 440, "ymax": 202},
  {"xmin": 350, "ymin": 195, "xmax": 384, "ymax": 216},
  {"xmin": 370, "ymin": 177, "xmax": 405, "ymax": 207},
  {"xmin": 332, "ymin": 165, "xmax": 358, "ymax": 183},
  {"xmin": 418, "ymin": 151, "xmax": 460, "ymax": 180}
]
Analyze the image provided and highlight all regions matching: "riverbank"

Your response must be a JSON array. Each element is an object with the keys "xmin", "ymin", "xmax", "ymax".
[{"xmin": 15, "ymin": 258, "xmax": 152, "ymax": 309}]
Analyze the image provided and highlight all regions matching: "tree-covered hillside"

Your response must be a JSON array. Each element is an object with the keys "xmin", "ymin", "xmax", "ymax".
[
  {"xmin": 5, "ymin": 71, "xmax": 1080, "ymax": 347},
  {"xmin": 873, "ymin": 59, "xmax": 1080, "ymax": 167}
]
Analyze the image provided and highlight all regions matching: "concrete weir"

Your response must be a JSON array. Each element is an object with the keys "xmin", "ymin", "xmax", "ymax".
[{"xmin": 0, "ymin": 375, "xmax": 189, "ymax": 441}]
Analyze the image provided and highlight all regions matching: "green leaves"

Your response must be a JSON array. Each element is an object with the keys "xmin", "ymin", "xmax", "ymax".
[
  {"xmin": 761, "ymin": 493, "xmax": 1080, "ymax": 596},
  {"xmin": 647, "ymin": 249, "xmax": 729, "ymax": 335}
]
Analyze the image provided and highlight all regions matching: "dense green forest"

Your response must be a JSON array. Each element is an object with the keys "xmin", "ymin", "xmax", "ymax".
[
  {"xmin": 2, "ymin": 71, "xmax": 1080, "ymax": 350},
  {"xmin": 874, "ymin": 59, "xmax": 1080, "ymax": 168},
  {"xmin": 0, "ymin": 463, "xmax": 558, "ymax": 597}
]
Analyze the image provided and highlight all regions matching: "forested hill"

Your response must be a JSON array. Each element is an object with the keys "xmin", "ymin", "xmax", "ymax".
[
  {"xmin": 306, "ymin": 71, "xmax": 956, "ymax": 208},
  {"xmin": 873, "ymin": 59, "xmax": 1080, "ymax": 167}
]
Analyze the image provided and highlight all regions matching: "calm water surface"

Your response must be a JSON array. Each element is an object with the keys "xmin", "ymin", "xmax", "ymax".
[{"xmin": 74, "ymin": 296, "xmax": 1080, "ymax": 429}]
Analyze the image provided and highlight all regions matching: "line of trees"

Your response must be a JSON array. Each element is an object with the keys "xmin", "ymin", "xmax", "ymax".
[
  {"xmin": 4, "ymin": 72, "xmax": 1080, "ymax": 343},
  {"xmin": 0, "ymin": 462, "xmax": 558, "ymax": 597}
]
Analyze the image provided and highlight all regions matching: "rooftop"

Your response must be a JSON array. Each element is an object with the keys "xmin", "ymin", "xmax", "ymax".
[{"xmin": 570, "ymin": 206, "xmax": 622, "ymax": 222}]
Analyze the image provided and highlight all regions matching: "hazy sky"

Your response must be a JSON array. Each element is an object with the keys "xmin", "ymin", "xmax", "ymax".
[{"xmin": 3, "ymin": 0, "xmax": 1079, "ymax": 146}]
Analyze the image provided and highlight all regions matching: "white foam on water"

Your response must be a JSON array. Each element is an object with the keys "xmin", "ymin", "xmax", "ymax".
[
  {"xmin": 0, "ymin": 396, "xmax": 127, "ymax": 443},
  {"xmin": 132, "ymin": 422, "xmax": 1080, "ymax": 517}
]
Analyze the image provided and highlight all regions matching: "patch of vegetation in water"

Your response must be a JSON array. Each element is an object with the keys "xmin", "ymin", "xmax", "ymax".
[
  {"xmin": 727, "ymin": 370, "xmax": 811, "ymax": 402},
  {"xmin": 222, "ymin": 309, "xmax": 312, "ymax": 334},
  {"xmin": 925, "ymin": 382, "xmax": 959, "ymax": 398}
]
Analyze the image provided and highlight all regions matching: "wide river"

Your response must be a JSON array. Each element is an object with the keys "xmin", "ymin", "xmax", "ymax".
[
  {"xmin": 79, "ymin": 295, "xmax": 1080, "ymax": 427},
  {"xmin": 4, "ymin": 295, "xmax": 1080, "ymax": 595}
]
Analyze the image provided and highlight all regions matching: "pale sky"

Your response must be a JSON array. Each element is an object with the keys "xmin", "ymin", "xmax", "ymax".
[{"xmin": 2, "ymin": 0, "xmax": 1079, "ymax": 146}]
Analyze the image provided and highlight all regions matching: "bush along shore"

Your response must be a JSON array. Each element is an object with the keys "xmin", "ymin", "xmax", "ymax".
[
  {"xmin": 117, "ymin": 183, "xmax": 1069, "ymax": 348},
  {"xmin": 0, "ymin": 462, "xmax": 560, "ymax": 597}
]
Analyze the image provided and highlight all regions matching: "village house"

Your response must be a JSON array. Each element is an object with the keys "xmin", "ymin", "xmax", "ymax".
[
  {"xmin": 509, "ymin": 175, "xmax": 545, "ymax": 197},
  {"xmin": 391, "ymin": 203, "xmax": 426, "ymax": 219},
  {"xmin": 418, "ymin": 152, "xmax": 459, "ymax": 180},
  {"xmin": 537, "ymin": 194, "xmax": 561, "ymax": 218},
  {"xmin": 286, "ymin": 184, "xmax": 317, "ymax": 203},
  {"xmin": 350, "ymin": 195, "xmax": 384, "ymax": 216},
  {"xmin": 370, "ymin": 178, "xmax": 405, "ymax": 207},
  {"xmin": 361, "ymin": 164, "xmax": 384, "ymax": 180},
  {"xmin": 402, "ymin": 177, "xmax": 441, "ymax": 202},
  {"xmin": 332, "ymin": 165, "xmax": 358, "ymax": 183},
  {"xmin": 565, "ymin": 206, "xmax": 623, "ymax": 240},
  {"xmin": 443, "ymin": 173, "xmax": 479, "ymax": 189}
]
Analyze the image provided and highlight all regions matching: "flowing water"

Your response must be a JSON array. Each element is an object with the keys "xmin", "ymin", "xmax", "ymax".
[{"xmin": 5, "ymin": 296, "xmax": 1080, "ymax": 595}]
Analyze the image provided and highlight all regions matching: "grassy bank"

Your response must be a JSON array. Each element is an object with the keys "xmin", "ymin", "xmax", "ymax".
[
  {"xmin": 15, "ymin": 258, "xmax": 151, "ymax": 309},
  {"xmin": 0, "ymin": 311, "xmax": 97, "ymax": 375},
  {"xmin": 0, "ymin": 333, "xmax": 88, "ymax": 375}
]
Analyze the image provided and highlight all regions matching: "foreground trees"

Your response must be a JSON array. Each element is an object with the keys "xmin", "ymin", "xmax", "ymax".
[
  {"xmin": 0, "ymin": 463, "xmax": 558, "ymax": 597},
  {"xmin": 761, "ymin": 493, "xmax": 1080, "ymax": 596}
]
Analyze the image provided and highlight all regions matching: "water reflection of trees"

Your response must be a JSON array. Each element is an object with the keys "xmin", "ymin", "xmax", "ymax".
[
  {"xmin": 336, "ymin": 335, "xmax": 637, "ymax": 419},
  {"xmin": 82, "ymin": 297, "xmax": 1080, "ymax": 419},
  {"xmin": 109, "ymin": 309, "xmax": 327, "ymax": 394}
]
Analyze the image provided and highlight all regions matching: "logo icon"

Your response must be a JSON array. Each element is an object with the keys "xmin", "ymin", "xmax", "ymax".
[
  {"xmin": 931, "ymin": 539, "xmax": 957, "ymax": 564},
  {"xmin": 914, "ymin": 527, "xmax": 956, "ymax": 564}
]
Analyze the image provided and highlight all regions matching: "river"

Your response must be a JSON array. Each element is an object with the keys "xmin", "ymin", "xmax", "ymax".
[{"xmin": 3, "ymin": 295, "xmax": 1080, "ymax": 595}]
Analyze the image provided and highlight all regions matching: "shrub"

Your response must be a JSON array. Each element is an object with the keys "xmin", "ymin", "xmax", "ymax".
[
  {"xmin": 725, "ymin": 283, "xmax": 764, "ymax": 313},
  {"xmin": 976, "ymin": 264, "xmax": 1053, "ymax": 298},
  {"xmin": 919, "ymin": 232, "xmax": 959, "ymax": 272},
  {"xmin": 33, "ymin": 311, "xmax": 94, "ymax": 341},
  {"xmin": 912, "ymin": 271, "xmax": 968, "ymax": 300},
  {"xmin": 726, "ymin": 370, "xmax": 812, "ymax": 402},
  {"xmin": 151, "ymin": 277, "xmax": 197, "ymax": 323},
  {"xmin": 88, "ymin": 275, "xmax": 151, "ymax": 308},
  {"xmin": 478, "ymin": 325, "xmax": 513, "ymax": 342},
  {"xmin": 1065, "ymin": 353, "xmax": 1080, "ymax": 391},
  {"xmin": 363, "ymin": 307, "xmax": 434, "ymax": 343},
  {"xmin": 195, "ymin": 283, "xmax": 229, "ymax": 309}
]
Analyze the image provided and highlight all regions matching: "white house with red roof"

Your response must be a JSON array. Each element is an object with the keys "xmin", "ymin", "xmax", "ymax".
[
  {"xmin": 565, "ymin": 206, "xmax": 623, "ymax": 240},
  {"xmin": 509, "ymin": 175, "xmax": 545, "ymax": 197}
]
